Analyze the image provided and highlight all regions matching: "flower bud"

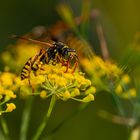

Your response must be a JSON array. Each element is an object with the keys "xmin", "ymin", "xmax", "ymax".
[
  {"xmin": 82, "ymin": 94, "xmax": 94, "ymax": 102},
  {"xmin": 62, "ymin": 91, "xmax": 71, "ymax": 101},
  {"xmin": 40, "ymin": 90, "xmax": 47, "ymax": 99},
  {"xmin": 6, "ymin": 103, "xmax": 16, "ymax": 112},
  {"xmin": 85, "ymin": 86, "xmax": 96, "ymax": 95},
  {"xmin": 71, "ymin": 88, "xmax": 80, "ymax": 97}
]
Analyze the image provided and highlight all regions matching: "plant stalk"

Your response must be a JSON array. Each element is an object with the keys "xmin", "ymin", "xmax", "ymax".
[
  {"xmin": 32, "ymin": 95, "xmax": 56, "ymax": 140},
  {"xmin": 20, "ymin": 97, "xmax": 34, "ymax": 140}
]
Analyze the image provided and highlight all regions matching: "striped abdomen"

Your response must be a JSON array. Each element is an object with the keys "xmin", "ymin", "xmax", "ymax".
[
  {"xmin": 20, "ymin": 49, "xmax": 47, "ymax": 80},
  {"xmin": 21, "ymin": 57, "xmax": 32, "ymax": 80}
]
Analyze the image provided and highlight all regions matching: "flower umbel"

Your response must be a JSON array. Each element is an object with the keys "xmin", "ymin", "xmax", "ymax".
[
  {"xmin": 21, "ymin": 63, "xmax": 95, "ymax": 102},
  {"xmin": 80, "ymin": 56, "xmax": 137, "ymax": 99}
]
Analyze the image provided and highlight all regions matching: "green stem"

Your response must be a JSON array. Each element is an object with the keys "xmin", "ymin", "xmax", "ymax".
[
  {"xmin": 42, "ymin": 103, "xmax": 90, "ymax": 140},
  {"xmin": 0, "ymin": 117, "xmax": 10, "ymax": 140},
  {"xmin": 109, "ymin": 82, "xmax": 125, "ymax": 117},
  {"xmin": 70, "ymin": 97, "xmax": 84, "ymax": 102},
  {"xmin": 20, "ymin": 97, "xmax": 34, "ymax": 140},
  {"xmin": 111, "ymin": 91, "xmax": 125, "ymax": 117},
  {"xmin": 0, "ymin": 98, "xmax": 10, "ymax": 106},
  {"xmin": 32, "ymin": 95, "xmax": 56, "ymax": 140}
]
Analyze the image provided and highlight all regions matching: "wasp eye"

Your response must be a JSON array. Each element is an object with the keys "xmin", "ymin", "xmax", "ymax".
[{"xmin": 63, "ymin": 49, "xmax": 68, "ymax": 55}]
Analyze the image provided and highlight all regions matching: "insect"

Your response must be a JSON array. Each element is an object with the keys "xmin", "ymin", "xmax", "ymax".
[{"xmin": 11, "ymin": 35, "xmax": 78, "ymax": 90}]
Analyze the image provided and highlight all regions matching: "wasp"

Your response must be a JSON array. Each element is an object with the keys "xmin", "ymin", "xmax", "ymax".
[{"xmin": 11, "ymin": 35, "xmax": 78, "ymax": 90}]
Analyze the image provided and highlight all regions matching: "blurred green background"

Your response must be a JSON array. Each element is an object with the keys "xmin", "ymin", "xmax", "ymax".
[
  {"xmin": 0, "ymin": 0, "xmax": 140, "ymax": 53},
  {"xmin": 0, "ymin": 0, "xmax": 140, "ymax": 140}
]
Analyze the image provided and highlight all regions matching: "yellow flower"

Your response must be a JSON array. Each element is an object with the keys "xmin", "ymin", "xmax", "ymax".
[
  {"xmin": 14, "ymin": 77, "xmax": 22, "ymax": 85},
  {"xmin": 82, "ymin": 94, "xmax": 94, "ymax": 102},
  {"xmin": 80, "ymin": 55, "xmax": 123, "ymax": 93},
  {"xmin": 71, "ymin": 88, "xmax": 80, "ymax": 97},
  {"xmin": 80, "ymin": 58, "xmax": 93, "ymax": 75},
  {"xmin": 62, "ymin": 90, "xmax": 71, "ymax": 101},
  {"xmin": 31, "ymin": 75, "xmax": 45, "ymax": 85},
  {"xmin": 122, "ymin": 74, "xmax": 131, "ymax": 84},
  {"xmin": 0, "ymin": 72, "xmax": 19, "ymax": 114},
  {"xmin": 63, "ymin": 73, "xmax": 74, "ymax": 82},
  {"xmin": 40, "ymin": 90, "xmax": 47, "ymax": 99},
  {"xmin": 6, "ymin": 103, "xmax": 16, "ymax": 112},
  {"xmin": 115, "ymin": 85, "xmax": 123, "ymax": 94},
  {"xmin": 105, "ymin": 62, "xmax": 122, "ymax": 77},
  {"xmin": 79, "ymin": 79, "xmax": 91, "ymax": 90},
  {"xmin": 56, "ymin": 77, "xmax": 67, "ymax": 87},
  {"xmin": 48, "ymin": 74, "xmax": 67, "ymax": 87},
  {"xmin": 5, "ymin": 90, "xmax": 16, "ymax": 99},
  {"xmin": 0, "ymin": 72, "xmax": 15, "ymax": 86},
  {"xmin": 85, "ymin": 86, "xmax": 96, "ymax": 95},
  {"xmin": 129, "ymin": 88, "xmax": 136, "ymax": 97},
  {"xmin": 0, "ymin": 85, "xmax": 4, "ymax": 94}
]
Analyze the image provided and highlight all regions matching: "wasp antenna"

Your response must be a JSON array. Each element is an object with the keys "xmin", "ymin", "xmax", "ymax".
[{"xmin": 10, "ymin": 34, "xmax": 53, "ymax": 47}]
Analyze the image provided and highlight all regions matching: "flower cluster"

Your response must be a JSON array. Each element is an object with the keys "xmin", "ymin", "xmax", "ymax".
[
  {"xmin": 1, "ymin": 41, "xmax": 95, "ymax": 103},
  {"xmin": 80, "ymin": 56, "xmax": 136, "ymax": 98},
  {"xmin": 0, "ymin": 72, "xmax": 20, "ymax": 115},
  {"xmin": 20, "ymin": 64, "xmax": 96, "ymax": 102},
  {"xmin": 115, "ymin": 74, "xmax": 136, "ymax": 99},
  {"xmin": 80, "ymin": 56, "xmax": 121, "ymax": 90}
]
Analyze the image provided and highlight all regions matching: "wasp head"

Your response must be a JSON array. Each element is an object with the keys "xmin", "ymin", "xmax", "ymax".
[
  {"xmin": 62, "ymin": 47, "xmax": 78, "ymax": 61},
  {"xmin": 54, "ymin": 42, "xmax": 78, "ymax": 63}
]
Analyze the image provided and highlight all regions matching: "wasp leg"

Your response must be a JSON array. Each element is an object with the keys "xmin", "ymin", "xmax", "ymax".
[
  {"xmin": 27, "ymin": 70, "xmax": 35, "ymax": 93},
  {"xmin": 71, "ymin": 61, "xmax": 78, "ymax": 73},
  {"xmin": 64, "ymin": 60, "xmax": 70, "ymax": 73},
  {"xmin": 31, "ymin": 85, "xmax": 35, "ymax": 94},
  {"xmin": 56, "ymin": 55, "xmax": 64, "ymax": 66}
]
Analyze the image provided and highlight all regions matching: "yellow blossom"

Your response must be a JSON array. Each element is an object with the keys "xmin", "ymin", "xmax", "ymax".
[
  {"xmin": 14, "ymin": 77, "xmax": 22, "ymax": 85},
  {"xmin": 79, "ymin": 79, "xmax": 91, "ymax": 90},
  {"xmin": 40, "ymin": 90, "xmax": 47, "ymax": 99},
  {"xmin": 48, "ymin": 74, "xmax": 67, "ymax": 87},
  {"xmin": 62, "ymin": 90, "xmax": 71, "ymax": 100},
  {"xmin": 71, "ymin": 88, "xmax": 80, "ymax": 97},
  {"xmin": 83, "ymin": 94, "xmax": 94, "ymax": 102},
  {"xmin": 21, "ymin": 79, "xmax": 29, "ymax": 86},
  {"xmin": 31, "ymin": 75, "xmax": 45, "ymax": 85},
  {"xmin": 122, "ymin": 74, "xmax": 131, "ymax": 84},
  {"xmin": 0, "ymin": 72, "xmax": 15, "ymax": 86},
  {"xmin": 0, "ymin": 72, "xmax": 19, "ymax": 114},
  {"xmin": 0, "ymin": 85, "xmax": 4, "ymax": 94},
  {"xmin": 129, "ymin": 88, "xmax": 137, "ymax": 97},
  {"xmin": 115, "ymin": 85, "xmax": 123, "ymax": 94},
  {"xmin": 6, "ymin": 103, "xmax": 16, "ymax": 112},
  {"xmin": 63, "ymin": 73, "xmax": 74, "ymax": 81},
  {"xmin": 80, "ymin": 58, "xmax": 93, "ymax": 75},
  {"xmin": 5, "ymin": 90, "xmax": 16, "ymax": 98},
  {"xmin": 85, "ymin": 86, "xmax": 96, "ymax": 95}
]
